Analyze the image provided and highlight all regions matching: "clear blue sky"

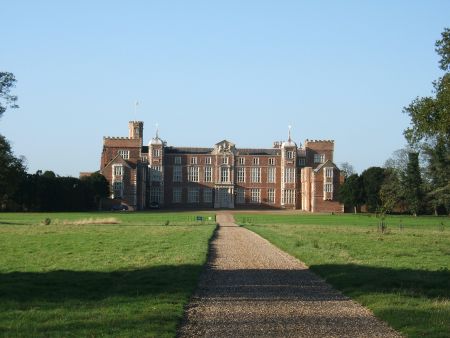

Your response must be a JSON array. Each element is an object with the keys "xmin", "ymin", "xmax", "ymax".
[{"xmin": 1, "ymin": 1, "xmax": 449, "ymax": 176}]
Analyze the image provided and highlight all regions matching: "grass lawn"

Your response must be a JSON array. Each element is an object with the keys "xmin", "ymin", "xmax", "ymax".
[
  {"xmin": 236, "ymin": 213, "xmax": 450, "ymax": 338},
  {"xmin": 0, "ymin": 212, "xmax": 216, "ymax": 337}
]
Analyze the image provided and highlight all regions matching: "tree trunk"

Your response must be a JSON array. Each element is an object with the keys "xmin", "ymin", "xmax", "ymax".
[{"xmin": 353, "ymin": 206, "xmax": 357, "ymax": 214}]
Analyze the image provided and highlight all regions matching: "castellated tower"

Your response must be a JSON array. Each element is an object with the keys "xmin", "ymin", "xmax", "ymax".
[{"xmin": 129, "ymin": 121, "xmax": 144, "ymax": 142}]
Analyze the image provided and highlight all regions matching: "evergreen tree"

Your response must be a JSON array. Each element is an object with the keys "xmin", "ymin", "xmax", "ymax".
[{"xmin": 403, "ymin": 152, "xmax": 423, "ymax": 216}]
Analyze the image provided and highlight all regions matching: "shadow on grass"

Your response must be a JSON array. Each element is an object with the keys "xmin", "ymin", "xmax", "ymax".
[
  {"xmin": 310, "ymin": 264, "xmax": 450, "ymax": 300},
  {"xmin": 0, "ymin": 265, "xmax": 203, "ymax": 302}
]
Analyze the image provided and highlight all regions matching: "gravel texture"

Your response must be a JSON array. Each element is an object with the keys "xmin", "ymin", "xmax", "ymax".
[{"xmin": 178, "ymin": 213, "xmax": 401, "ymax": 337}]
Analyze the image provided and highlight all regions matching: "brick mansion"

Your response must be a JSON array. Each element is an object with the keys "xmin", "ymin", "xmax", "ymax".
[{"xmin": 99, "ymin": 121, "xmax": 344, "ymax": 212}]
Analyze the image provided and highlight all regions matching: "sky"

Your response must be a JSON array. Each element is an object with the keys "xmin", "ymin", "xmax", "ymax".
[{"xmin": 1, "ymin": 0, "xmax": 449, "ymax": 176}]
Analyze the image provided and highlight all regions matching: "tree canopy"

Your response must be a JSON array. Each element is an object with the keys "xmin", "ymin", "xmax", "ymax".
[{"xmin": 0, "ymin": 72, "xmax": 18, "ymax": 118}]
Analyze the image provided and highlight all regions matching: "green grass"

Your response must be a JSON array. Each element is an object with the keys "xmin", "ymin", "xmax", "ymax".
[
  {"xmin": 0, "ymin": 212, "xmax": 216, "ymax": 337},
  {"xmin": 237, "ymin": 213, "xmax": 450, "ymax": 338}
]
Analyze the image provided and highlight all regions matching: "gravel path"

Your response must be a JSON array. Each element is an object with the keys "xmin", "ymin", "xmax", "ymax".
[{"xmin": 178, "ymin": 213, "xmax": 401, "ymax": 337}]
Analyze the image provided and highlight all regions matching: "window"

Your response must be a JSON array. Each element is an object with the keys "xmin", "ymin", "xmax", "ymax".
[
  {"xmin": 204, "ymin": 166, "xmax": 212, "ymax": 182},
  {"xmin": 150, "ymin": 166, "xmax": 162, "ymax": 182},
  {"xmin": 113, "ymin": 165, "xmax": 123, "ymax": 176},
  {"xmin": 220, "ymin": 167, "xmax": 229, "ymax": 183},
  {"xmin": 205, "ymin": 157, "xmax": 212, "ymax": 164},
  {"xmin": 172, "ymin": 187, "xmax": 182, "ymax": 203},
  {"xmin": 298, "ymin": 157, "xmax": 306, "ymax": 166},
  {"xmin": 153, "ymin": 149, "xmax": 161, "ymax": 157},
  {"xmin": 203, "ymin": 188, "xmax": 213, "ymax": 203},
  {"xmin": 237, "ymin": 167, "xmax": 245, "ymax": 182},
  {"xmin": 268, "ymin": 158, "xmax": 275, "ymax": 166},
  {"xmin": 236, "ymin": 188, "xmax": 245, "ymax": 204},
  {"xmin": 284, "ymin": 167, "xmax": 296, "ymax": 183},
  {"xmin": 188, "ymin": 188, "xmax": 200, "ymax": 203},
  {"xmin": 150, "ymin": 187, "xmax": 161, "ymax": 203},
  {"xmin": 173, "ymin": 166, "xmax": 182, "ymax": 182},
  {"xmin": 113, "ymin": 181, "xmax": 123, "ymax": 198},
  {"xmin": 251, "ymin": 167, "xmax": 261, "ymax": 183},
  {"xmin": 282, "ymin": 189, "xmax": 295, "ymax": 204},
  {"xmin": 286, "ymin": 151, "xmax": 294, "ymax": 159},
  {"xmin": 191, "ymin": 157, "xmax": 197, "ymax": 164},
  {"xmin": 250, "ymin": 189, "xmax": 261, "ymax": 203},
  {"xmin": 141, "ymin": 156, "xmax": 148, "ymax": 163},
  {"xmin": 118, "ymin": 149, "xmax": 129, "ymax": 159},
  {"xmin": 325, "ymin": 167, "xmax": 333, "ymax": 178},
  {"xmin": 238, "ymin": 157, "xmax": 245, "ymax": 165},
  {"xmin": 188, "ymin": 166, "xmax": 199, "ymax": 182},
  {"xmin": 324, "ymin": 183, "xmax": 333, "ymax": 193},
  {"xmin": 267, "ymin": 167, "xmax": 276, "ymax": 183},
  {"xmin": 253, "ymin": 157, "xmax": 259, "ymax": 165},
  {"xmin": 174, "ymin": 156, "xmax": 181, "ymax": 164},
  {"xmin": 221, "ymin": 156, "xmax": 229, "ymax": 164},
  {"xmin": 314, "ymin": 154, "xmax": 325, "ymax": 163},
  {"xmin": 267, "ymin": 188, "xmax": 275, "ymax": 204}
]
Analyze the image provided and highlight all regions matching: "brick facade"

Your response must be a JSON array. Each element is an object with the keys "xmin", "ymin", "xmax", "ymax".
[{"xmin": 99, "ymin": 121, "xmax": 344, "ymax": 212}]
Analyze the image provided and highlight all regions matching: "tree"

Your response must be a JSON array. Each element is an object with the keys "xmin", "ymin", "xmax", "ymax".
[
  {"xmin": 0, "ymin": 135, "xmax": 26, "ymax": 209},
  {"xmin": 339, "ymin": 162, "xmax": 355, "ymax": 179},
  {"xmin": 361, "ymin": 167, "xmax": 386, "ymax": 213},
  {"xmin": 0, "ymin": 72, "xmax": 19, "ymax": 118},
  {"xmin": 81, "ymin": 172, "xmax": 109, "ymax": 209},
  {"xmin": 379, "ymin": 168, "xmax": 404, "ymax": 214},
  {"xmin": 337, "ymin": 174, "xmax": 363, "ymax": 214},
  {"xmin": 402, "ymin": 152, "xmax": 424, "ymax": 216},
  {"xmin": 403, "ymin": 28, "xmax": 450, "ymax": 215}
]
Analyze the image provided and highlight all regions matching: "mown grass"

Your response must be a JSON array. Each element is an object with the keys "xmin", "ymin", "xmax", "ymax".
[
  {"xmin": 0, "ymin": 212, "xmax": 216, "ymax": 337},
  {"xmin": 237, "ymin": 213, "xmax": 450, "ymax": 338}
]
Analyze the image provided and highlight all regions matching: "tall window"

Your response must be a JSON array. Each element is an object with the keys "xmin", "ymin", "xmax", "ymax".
[
  {"xmin": 325, "ymin": 167, "xmax": 333, "ymax": 178},
  {"xmin": 236, "ymin": 188, "xmax": 245, "ymax": 204},
  {"xmin": 191, "ymin": 157, "xmax": 197, "ymax": 164},
  {"xmin": 188, "ymin": 188, "xmax": 200, "ymax": 203},
  {"xmin": 188, "ymin": 167, "xmax": 199, "ymax": 182},
  {"xmin": 250, "ymin": 189, "xmax": 261, "ymax": 203},
  {"xmin": 283, "ymin": 189, "xmax": 295, "ymax": 204},
  {"xmin": 238, "ymin": 157, "xmax": 245, "ymax": 165},
  {"xmin": 118, "ymin": 150, "xmax": 129, "ymax": 159},
  {"xmin": 253, "ymin": 157, "xmax": 259, "ymax": 165},
  {"xmin": 150, "ymin": 166, "xmax": 162, "ymax": 182},
  {"xmin": 298, "ymin": 157, "xmax": 306, "ymax": 166},
  {"xmin": 221, "ymin": 156, "xmax": 229, "ymax": 164},
  {"xmin": 205, "ymin": 157, "xmax": 212, "ymax": 164},
  {"xmin": 173, "ymin": 166, "xmax": 182, "ymax": 182},
  {"xmin": 113, "ymin": 165, "xmax": 123, "ymax": 176},
  {"xmin": 267, "ymin": 167, "xmax": 276, "ymax": 183},
  {"xmin": 113, "ymin": 181, "xmax": 123, "ymax": 198},
  {"xmin": 204, "ymin": 166, "xmax": 212, "ymax": 182},
  {"xmin": 150, "ymin": 187, "xmax": 161, "ymax": 203},
  {"xmin": 251, "ymin": 167, "xmax": 261, "ymax": 183},
  {"xmin": 267, "ymin": 188, "xmax": 275, "ymax": 204},
  {"xmin": 286, "ymin": 151, "xmax": 294, "ymax": 159},
  {"xmin": 237, "ymin": 167, "xmax": 245, "ymax": 182},
  {"xmin": 220, "ymin": 167, "xmax": 229, "ymax": 183},
  {"xmin": 314, "ymin": 154, "xmax": 325, "ymax": 163},
  {"xmin": 153, "ymin": 149, "xmax": 161, "ymax": 157},
  {"xmin": 174, "ymin": 156, "xmax": 181, "ymax": 164},
  {"xmin": 172, "ymin": 187, "xmax": 182, "ymax": 203},
  {"xmin": 284, "ymin": 167, "xmax": 295, "ymax": 183},
  {"xmin": 268, "ymin": 158, "xmax": 275, "ymax": 166},
  {"xmin": 324, "ymin": 183, "xmax": 333, "ymax": 193},
  {"xmin": 203, "ymin": 188, "xmax": 213, "ymax": 203}
]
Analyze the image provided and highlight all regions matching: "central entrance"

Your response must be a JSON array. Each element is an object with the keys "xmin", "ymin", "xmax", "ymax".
[{"xmin": 214, "ymin": 186, "xmax": 234, "ymax": 208}]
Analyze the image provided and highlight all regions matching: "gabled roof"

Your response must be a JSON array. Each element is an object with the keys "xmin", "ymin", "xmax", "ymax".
[
  {"xmin": 103, "ymin": 154, "xmax": 133, "ymax": 170},
  {"xmin": 314, "ymin": 159, "xmax": 339, "ymax": 173},
  {"xmin": 215, "ymin": 139, "xmax": 235, "ymax": 146}
]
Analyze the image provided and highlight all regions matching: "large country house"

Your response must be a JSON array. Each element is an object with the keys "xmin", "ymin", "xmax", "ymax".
[{"xmin": 99, "ymin": 121, "xmax": 344, "ymax": 212}]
